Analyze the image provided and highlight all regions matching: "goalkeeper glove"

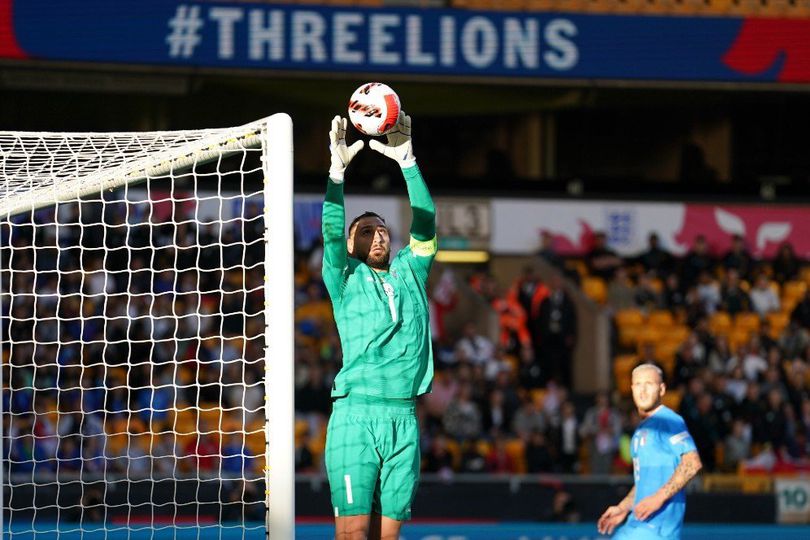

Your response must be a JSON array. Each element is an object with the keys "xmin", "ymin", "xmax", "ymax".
[
  {"xmin": 369, "ymin": 112, "xmax": 416, "ymax": 169},
  {"xmin": 329, "ymin": 115, "xmax": 364, "ymax": 183}
]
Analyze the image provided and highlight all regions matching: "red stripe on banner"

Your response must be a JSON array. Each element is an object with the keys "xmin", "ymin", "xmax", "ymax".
[
  {"xmin": 0, "ymin": 0, "xmax": 26, "ymax": 58},
  {"xmin": 381, "ymin": 94, "xmax": 399, "ymax": 134},
  {"xmin": 723, "ymin": 18, "xmax": 810, "ymax": 83}
]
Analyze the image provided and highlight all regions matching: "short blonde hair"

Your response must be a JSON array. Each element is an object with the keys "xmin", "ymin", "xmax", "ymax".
[{"xmin": 631, "ymin": 363, "xmax": 664, "ymax": 382}]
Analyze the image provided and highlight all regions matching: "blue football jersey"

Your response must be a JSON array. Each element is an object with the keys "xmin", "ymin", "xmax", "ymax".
[{"xmin": 622, "ymin": 405, "xmax": 697, "ymax": 539}]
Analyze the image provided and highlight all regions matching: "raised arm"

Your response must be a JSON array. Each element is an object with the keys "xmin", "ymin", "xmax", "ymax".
[
  {"xmin": 370, "ymin": 112, "xmax": 437, "ymax": 272},
  {"xmin": 322, "ymin": 116, "xmax": 363, "ymax": 300}
]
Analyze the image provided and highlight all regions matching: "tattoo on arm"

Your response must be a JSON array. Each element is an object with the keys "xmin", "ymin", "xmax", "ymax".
[
  {"xmin": 656, "ymin": 451, "xmax": 703, "ymax": 502},
  {"xmin": 619, "ymin": 486, "xmax": 636, "ymax": 511}
]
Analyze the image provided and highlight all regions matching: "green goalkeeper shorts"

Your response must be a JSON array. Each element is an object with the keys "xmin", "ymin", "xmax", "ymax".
[{"xmin": 325, "ymin": 393, "xmax": 420, "ymax": 521}]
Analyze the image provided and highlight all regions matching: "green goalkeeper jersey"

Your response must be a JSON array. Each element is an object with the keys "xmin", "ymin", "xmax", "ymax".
[{"xmin": 322, "ymin": 164, "xmax": 437, "ymax": 399}]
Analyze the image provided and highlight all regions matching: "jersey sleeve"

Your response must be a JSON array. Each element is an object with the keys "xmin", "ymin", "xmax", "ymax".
[
  {"xmin": 661, "ymin": 416, "xmax": 697, "ymax": 456},
  {"xmin": 321, "ymin": 178, "xmax": 348, "ymax": 302},
  {"xmin": 402, "ymin": 164, "xmax": 437, "ymax": 280}
]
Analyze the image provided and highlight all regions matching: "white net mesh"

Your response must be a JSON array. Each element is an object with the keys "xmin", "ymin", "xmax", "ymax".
[{"xmin": 0, "ymin": 118, "xmax": 291, "ymax": 539}]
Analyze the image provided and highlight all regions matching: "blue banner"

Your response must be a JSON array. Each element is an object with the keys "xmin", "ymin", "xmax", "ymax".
[
  {"xmin": 1, "ymin": 1, "xmax": 808, "ymax": 83},
  {"xmin": 8, "ymin": 522, "xmax": 810, "ymax": 540}
]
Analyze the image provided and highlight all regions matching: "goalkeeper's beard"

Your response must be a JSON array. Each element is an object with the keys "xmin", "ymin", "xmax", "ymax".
[{"xmin": 366, "ymin": 248, "xmax": 390, "ymax": 270}]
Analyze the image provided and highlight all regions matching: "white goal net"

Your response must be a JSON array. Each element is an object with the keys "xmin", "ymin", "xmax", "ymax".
[{"xmin": 0, "ymin": 114, "xmax": 294, "ymax": 539}]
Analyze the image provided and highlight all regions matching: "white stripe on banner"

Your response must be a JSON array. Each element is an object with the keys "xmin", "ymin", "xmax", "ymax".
[{"xmin": 345, "ymin": 474, "xmax": 354, "ymax": 505}]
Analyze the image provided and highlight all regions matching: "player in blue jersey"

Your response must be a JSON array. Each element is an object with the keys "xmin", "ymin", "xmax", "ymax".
[{"xmin": 598, "ymin": 364, "xmax": 703, "ymax": 540}]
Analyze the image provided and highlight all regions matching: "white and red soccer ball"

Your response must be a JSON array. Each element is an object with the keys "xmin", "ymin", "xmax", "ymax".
[{"xmin": 348, "ymin": 82, "xmax": 401, "ymax": 137}]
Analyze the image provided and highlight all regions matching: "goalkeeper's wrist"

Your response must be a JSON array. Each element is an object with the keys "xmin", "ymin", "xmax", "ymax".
[
  {"xmin": 328, "ymin": 171, "xmax": 345, "ymax": 183},
  {"xmin": 398, "ymin": 157, "xmax": 417, "ymax": 170}
]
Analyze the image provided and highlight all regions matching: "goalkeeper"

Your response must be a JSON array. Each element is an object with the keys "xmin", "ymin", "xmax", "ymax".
[{"xmin": 322, "ymin": 111, "xmax": 436, "ymax": 540}]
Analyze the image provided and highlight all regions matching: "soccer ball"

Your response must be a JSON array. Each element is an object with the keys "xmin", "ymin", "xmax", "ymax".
[{"xmin": 348, "ymin": 82, "xmax": 401, "ymax": 137}]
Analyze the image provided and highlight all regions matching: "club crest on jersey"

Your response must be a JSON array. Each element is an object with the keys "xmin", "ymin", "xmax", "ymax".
[{"xmin": 634, "ymin": 429, "xmax": 648, "ymax": 451}]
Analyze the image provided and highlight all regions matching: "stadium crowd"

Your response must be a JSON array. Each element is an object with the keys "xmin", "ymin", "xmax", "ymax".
[
  {"xmin": 3, "ymin": 196, "xmax": 810, "ymax": 483},
  {"xmin": 295, "ymin": 229, "xmax": 810, "ymax": 478},
  {"xmin": 1, "ymin": 198, "xmax": 266, "ymax": 479}
]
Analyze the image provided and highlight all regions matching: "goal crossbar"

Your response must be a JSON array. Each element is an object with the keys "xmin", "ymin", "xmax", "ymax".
[{"xmin": 0, "ymin": 119, "xmax": 267, "ymax": 219}]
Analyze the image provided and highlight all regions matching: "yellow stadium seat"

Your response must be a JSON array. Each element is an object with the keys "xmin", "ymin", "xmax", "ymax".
[
  {"xmin": 655, "ymin": 341, "xmax": 680, "ymax": 372},
  {"xmin": 445, "ymin": 439, "xmax": 462, "ymax": 470},
  {"xmin": 505, "ymin": 438, "xmax": 527, "ymax": 473},
  {"xmin": 783, "ymin": 280, "xmax": 807, "ymax": 302},
  {"xmin": 662, "ymin": 388, "xmax": 682, "ymax": 410},
  {"xmin": 766, "ymin": 312, "xmax": 790, "ymax": 339},
  {"xmin": 782, "ymin": 296, "xmax": 799, "ymax": 315},
  {"xmin": 530, "ymin": 388, "xmax": 547, "ymax": 406},
  {"xmin": 663, "ymin": 325, "xmax": 690, "ymax": 345},
  {"xmin": 734, "ymin": 312, "xmax": 761, "ymax": 334},
  {"xmin": 709, "ymin": 312, "xmax": 732, "ymax": 336},
  {"xmin": 648, "ymin": 310, "xmax": 675, "ymax": 329},
  {"xmin": 615, "ymin": 308, "xmax": 645, "ymax": 328},
  {"xmin": 636, "ymin": 327, "xmax": 663, "ymax": 352},
  {"xmin": 582, "ymin": 276, "xmax": 608, "ymax": 305},
  {"xmin": 619, "ymin": 325, "xmax": 643, "ymax": 349},
  {"xmin": 729, "ymin": 329, "xmax": 752, "ymax": 353},
  {"xmin": 614, "ymin": 354, "xmax": 638, "ymax": 396}
]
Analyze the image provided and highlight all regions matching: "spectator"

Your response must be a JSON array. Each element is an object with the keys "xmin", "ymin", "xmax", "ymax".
[
  {"xmin": 509, "ymin": 266, "xmax": 549, "ymax": 327},
  {"xmin": 607, "ymin": 266, "xmax": 637, "ymax": 311},
  {"xmin": 682, "ymin": 235, "xmax": 714, "ymax": 288},
  {"xmin": 552, "ymin": 401, "xmax": 580, "ymax": 473},
  {"xmin": 587, "ymin": 231, "xmax": 622, "ymax": 280},
  {"xmin": 736, "ymin": 382, "xmax": 766, "ymax": 441},
  {"xmin": 720, "ymin": 269, "xmax": 750, "ymax": 315},
  {"xmin": 685, "ymin": 392, "xmax": 721, "ymax": 470},
  {"xmin": 673, "ymin": 342, "xmax": 703, "ymax": 388},
  {"xmin": 537, "ymin": 230, "xmax": 563, "ymax": 270},
  {"xmin": 638, "ymin": 233, "xmax": 672, "ymax": 277},
  {"xmin": 634, "ymin": 272, "xmax": 661, "ymax": 312},
  {"xmin": 423, "ymin": 370, "xmax": 458, "ymax": 433},
  {"xmin": 791, "ymin": 290, "xmax": 810, "ymax": 330},
  {"xmin": 722, "ymin": 234, "xmax": 753, "ymax": 280},
  {"xmin": 741, "ymin": 337, "xmax": 768, "ymax": 382},
  {"xmin": 456, "ymin": 440, "xmax": 485, "ymax": 473},
  {"xmin": 707, "ymin": 335, "xmax": 732, "ymax": 374},
  {"xmin": 750, "ymin": 274, "xmax": 780, "ymax": 317},
  {"xmin": 423, "ymin": 434, "xmax": 455, "ymax": 478},
  {"xmin": 429, "ymin": 268, "xmax": 458, "ymax": 349},
  {"xmin": 579, "ymin": 391, "xmax": 622, "ymax": 474},
  {"xmin": 695, "ymin": 271, "xmax": 721, "ymax": 315},
  {"xmin": 455, "ymin": 321, "xmax": 497, "ymax": 368},
  {"xmin": 481, "ymin": 388, "xmax": 515, "ymax": 438},
  {"xmin": 662, "ymin": 273, "xmax": 687, "ymax": 312},
  {"xmin": 525, "ymin": 430, "xmax": 554, "ymax": 473},
  {"xmin": 485, "ymin": 435, "xmax": 517, "ymax": 473},
  {"xmin": 723, "ymin": 419, "xmax": 751, "ymax": 472},
  {"xmin": 512, "ymin": 393, "xmax": 547, "ymax": 441},
  {"xmin": 773, "ymin": 242, "xmax": 801, "ymax": 283},
  {"xmin": 760, "ymin": 389, "xmax": 789, "ymax": 448},
  {"xmin": 780, "ymin": 321, "xmax": 810, "ymax": 360},
  {"xmin": 295, "ymin": 431, "xmax": 315, "ymax": 473},
  {"xmin": 442, "ymin": 383, "xmax": 483, "ymax": 441},
  {"xmin": 534, "ymin": 273, "xmax": 578, "ymax": 388}
]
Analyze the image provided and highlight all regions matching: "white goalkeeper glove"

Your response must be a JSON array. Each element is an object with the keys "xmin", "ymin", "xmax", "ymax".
[
  {"xmin": 369, "ymin": 112, "xmax": 416, "ymax": 169},
  {"xmin": 329, "ymin": 115, "xmax": 364, "ymax": 183}
]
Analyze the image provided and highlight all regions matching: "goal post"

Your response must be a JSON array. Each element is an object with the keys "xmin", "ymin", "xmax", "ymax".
[{"xmin": 0, "ymin": 114, "xmax": 295, "ymax": 539}]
